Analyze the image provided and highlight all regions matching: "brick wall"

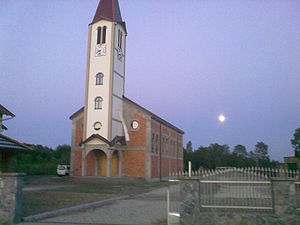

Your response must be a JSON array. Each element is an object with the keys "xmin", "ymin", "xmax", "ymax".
[
  {"xmin": 178, "ymin": 159, "xmax": 183, "ymax": 172},
  {"xmin": 75, "ymin": 117, "xmax": 83, "ymax": 146},
  {"xmin": 122, "ymin": 151, "xmax": 145, "ymax": 177},
  {"xmin": 151, "ymin": 155, "xmax": 159, "ymax": 178},
  {"xmin": 150, "ymin": 118, "xmax": 184, "ymax": 178},
  {"xmin": 128, "ymin": 113, "xmax": 146, "ymax": 147},
  {"xmin": 74, "ymin": 151, "xmax": 82, "ymax": 176},
  {"xmin": 85, "ymin": 151, "xmax": 96, "ymax": 176}
]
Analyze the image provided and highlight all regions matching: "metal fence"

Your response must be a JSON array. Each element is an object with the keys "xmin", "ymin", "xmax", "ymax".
[
  {"xmin": 167, "ymin": 180, "xmax": 181, "ymax": 225},
  {"xmin": 199, "ymin": 180, "xmax": 273, "ymax": 211},
  {"xmin": 167, "ymin": 167, "xmax": 300, "ymax": 225},
  {"xmin": 169, "ymin": 167, "xmax": 299, "ymax": 180}
]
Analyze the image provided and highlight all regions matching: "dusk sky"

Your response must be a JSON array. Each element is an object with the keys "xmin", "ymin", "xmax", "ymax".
[{"xmin": 1, "ymin": 0, "xmax": 300, "ymax": 161}]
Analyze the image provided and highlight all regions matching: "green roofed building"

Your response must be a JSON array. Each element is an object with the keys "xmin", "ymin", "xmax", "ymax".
[{"xmin": 0, "ymin": 104, "xmax": 31, "ymax": 172}]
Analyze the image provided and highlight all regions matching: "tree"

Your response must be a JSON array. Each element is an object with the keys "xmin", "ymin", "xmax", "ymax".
[
  {"xmin": 232, "ymin": 144, "xmax": 248, "ymax": 167},
  {"xmin": 54, "ymin": 145, "xmax": 71, "ymax": 164},
  {"xmin": 183, "ymin": 141, "xmax": 193, "ymax": 171},
  {"xmin": 291, "ymin": 128, "xmax": 300, "ymax": 158},
  {"xmin": 186, "ymin": 141, "xmax": 193, "ymax": 153},
  {"xmin": 254, "ymin": 142, "xmax": 270, "ymax": 166},
  {"xmin": 233, "ymin": 144, "xmax": 247, "ymax": 158}
]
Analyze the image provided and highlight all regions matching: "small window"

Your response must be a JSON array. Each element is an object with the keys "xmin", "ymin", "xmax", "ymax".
[
  {"xmin": 97, "ymin": 27, "xmax": 101, "ymax": 45},
  {"xmin": 156, "ymin": 134, "xmax": 159, "ymax": 153},
  {"xmin": 118, "ymin": 30, "xmax": 120, "ymax": 48},
  {"xmin": 102, "ymin": 26, "xmax": 107, "ymax": 44},
  {"xmin": 118, "ymin": 29, "xmax": 122, "ymax": 49},
  {"xmin": 94, "ymin": 97, "xmax": 103, "ymax": 109},
  {"xmin": 96, "ymin": 73, "xmax": 103, "ymax": 85},
  {"xmin": 120, "ymin": 31, "xmax": 122, "ymax": 48},
  {"xmin": 151, "ymin": 133, "xmax": 155, "ymax": 153}
]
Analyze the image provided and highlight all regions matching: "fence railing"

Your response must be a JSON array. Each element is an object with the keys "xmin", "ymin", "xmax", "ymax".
[
  {"xmin": 168, "ymin": 167, "xmax": 300, "ymax": 225},
  {"xmin": 199, "ymin": 179, "xmax": 273, "ymax": 211},
  {"xmin": 169, "ymin": 167, "xmax": 300, "ymax": 180}
]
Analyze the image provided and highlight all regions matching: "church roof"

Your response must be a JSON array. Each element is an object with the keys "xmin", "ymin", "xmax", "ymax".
[
  {"xmin": 123, "ymin": 96, "xmax": 184, "ymax": 134},
  {"xmin": 92, "ymin": 0, "xmax": 123, "ymax": 24},
  {"xmin": 70, "ymin": 95, "xmax": 184, "ymax": 134},
  {"xmin": 69, "ymin": 97, "xmax": 184, "ymax": 135},
  {"xmin": 81, "ymin": 134, "xmax": 126, "ymax": 146},
  {"xmin": 69, "ymin": 107, "xmax": 84, "ymax": 120}
]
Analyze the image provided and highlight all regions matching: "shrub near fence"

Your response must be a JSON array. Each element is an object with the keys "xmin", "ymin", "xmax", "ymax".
[{"xmin": 14, "ymin": 163, "xmax": 57, "ymax": 175}]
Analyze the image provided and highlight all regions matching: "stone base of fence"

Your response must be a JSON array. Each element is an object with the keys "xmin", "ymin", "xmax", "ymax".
[{"xmin": 0, "ymin": 173, "xmax": 25, "ymax": 224}]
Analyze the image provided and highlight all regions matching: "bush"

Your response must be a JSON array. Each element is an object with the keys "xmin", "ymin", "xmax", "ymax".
[{"xmin": 10, "ymin": 144, "xmax": 70, "ymax": 175}]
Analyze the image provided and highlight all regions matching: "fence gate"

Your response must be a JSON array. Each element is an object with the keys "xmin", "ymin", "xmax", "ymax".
[{"xmin": 199, "ymin": 169, "xmax": 274, "ymax": 212}]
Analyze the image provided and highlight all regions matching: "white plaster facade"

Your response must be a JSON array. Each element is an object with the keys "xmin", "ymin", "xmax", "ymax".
[{"xmin": 85, "ymin": 20, "xmax": 126, "ymax": 141}]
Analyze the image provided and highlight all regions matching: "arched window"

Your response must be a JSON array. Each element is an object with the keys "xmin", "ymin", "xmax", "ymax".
[
  {"xmin": 94, "ymin": 97, "xmax": 103, "ymax": 109},
  {"xmin": 97, "ymin": 27, "xmax": 101, "ymax": 45},
  {"xmin": 102, "ymin": 26, "xmax": 107, "ymax": 44},
  {"xmin": 96, "ymin": 73, "xmax": 103, "ymax": 85}
]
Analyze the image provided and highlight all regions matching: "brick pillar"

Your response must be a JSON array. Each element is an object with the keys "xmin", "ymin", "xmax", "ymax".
[
  {"xmin": 82, "ymin": 151, "xmax": 86, "ymax": 176},
  {"xmin": 118, "ymin": 151, "xmax": 122, "ymax": 177},
  {"xmin": 0, "ymin": 173, "xmax": 25, "ymax": 224},
  {"xmin": 107, "ymin": 155, "xmax": 111, "ymax": 177}
]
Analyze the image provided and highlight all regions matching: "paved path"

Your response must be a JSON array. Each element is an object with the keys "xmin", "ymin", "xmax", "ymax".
[{"xmin": 21, "ymin": 187, "xmax": 168, "ymax": 225}]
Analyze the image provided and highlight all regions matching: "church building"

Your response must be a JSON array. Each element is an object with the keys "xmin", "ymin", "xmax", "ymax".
[{"xmin": 70, "ymin": 0, "xmax": 184, "ymax": 179}]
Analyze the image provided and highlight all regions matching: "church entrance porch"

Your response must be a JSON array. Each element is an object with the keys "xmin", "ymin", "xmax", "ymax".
[
  {"xmin": 85, "ymin": 149, "xmax": 107, "ymax": 176},
  {"xmin": 82, "ymin": 147, "xmax": 122, "ymax": 177}
]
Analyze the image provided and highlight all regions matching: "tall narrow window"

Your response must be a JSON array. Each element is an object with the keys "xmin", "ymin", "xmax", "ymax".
[
  {"xmin": 120, "ymin": 31, "xmax": 122, "ymax": 49},
  {"xmin": 102, "ymin": 26, "xmax": 107, "ymax": 44},
  {"xmin": 97, "ymin": 27, "xmax": 101, "ymax": 45},
  {"xmin": 95, "ymin": 73, "xmax": 104, "ymax": 85},
  {"xmin": 118, "ymin": 30, "xmax": 120, "ymax": 48},
  {"xmin": 118, "ymin": 30, "xmax": 122, "ymax": 49},
  {"xmin": 94, "ymin": 97, "xmax": 103, "ymax": 109}
]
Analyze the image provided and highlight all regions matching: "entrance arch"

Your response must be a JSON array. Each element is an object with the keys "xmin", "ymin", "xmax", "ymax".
[
  {"xmin": 85, "ymin": 149, "xmax": 107, "ymax": 176},
  {"xmin": 110, "ymin": 150, "xmax": 119, "ymax": 177}
]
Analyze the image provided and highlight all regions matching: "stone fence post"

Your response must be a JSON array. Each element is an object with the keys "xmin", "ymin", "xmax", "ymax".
[{"xmin": 0, "ymin": 173, "xmax": 25, "ymax": 224}]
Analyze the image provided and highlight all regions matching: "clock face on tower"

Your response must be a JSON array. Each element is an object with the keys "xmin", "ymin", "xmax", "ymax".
[
  {"xmin": 93, "ymin": 121, "xmax": 102, "ymax": 131},
  {"xmin": 95, "ymin": 44, "xmax": 106, "ymax": 56}
]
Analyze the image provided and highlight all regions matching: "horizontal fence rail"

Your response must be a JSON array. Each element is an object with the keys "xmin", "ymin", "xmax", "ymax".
[{"xmin": 169, "ymin": 167, "xmax": 300, "ymax": 180}]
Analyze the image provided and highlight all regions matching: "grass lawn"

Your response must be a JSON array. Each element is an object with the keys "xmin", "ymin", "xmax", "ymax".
[{"xmin": 22, "ymin": 176, "xmax": 169, "ymax": 217}]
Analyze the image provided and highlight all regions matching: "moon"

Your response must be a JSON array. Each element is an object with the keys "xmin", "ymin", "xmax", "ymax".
[{"xmin": 218, "ymin": 114, "xmax": 226, "ymax": 123}]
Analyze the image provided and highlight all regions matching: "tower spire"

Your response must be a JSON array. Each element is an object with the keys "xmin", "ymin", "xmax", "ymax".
[{"xmin": 92, "ymin": 0, "xmax": 123, "ymax": 24}]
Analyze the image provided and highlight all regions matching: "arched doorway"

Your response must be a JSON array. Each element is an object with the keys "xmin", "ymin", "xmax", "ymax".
[
  {"xmin": 85, "ymin": 149, "xmax": 107, "ymax": 176},
  {"xmin": 110, "ymin": 150, "xmax": 119, "ymax": 177}
]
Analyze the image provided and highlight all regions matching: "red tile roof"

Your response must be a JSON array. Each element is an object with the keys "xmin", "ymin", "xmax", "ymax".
[{"xmin": 92, "ymin": 0, "xmax": 123, "ymax": 24}]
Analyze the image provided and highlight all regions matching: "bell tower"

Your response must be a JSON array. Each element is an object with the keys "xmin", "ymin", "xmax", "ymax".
[{"xmin": 83, "ymin": 0, "xmax": 127, "ymax": 141}]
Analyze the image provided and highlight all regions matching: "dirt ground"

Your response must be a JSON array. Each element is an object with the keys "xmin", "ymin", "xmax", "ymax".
[{"xmin": 21, "ymin": 175, "xmax": 169, "ymax": 217}]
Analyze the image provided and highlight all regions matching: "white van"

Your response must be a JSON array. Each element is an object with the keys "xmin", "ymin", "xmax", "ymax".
[{"xmin": 57, "ymin": 165, "xmax": 70, "ymax": 176}]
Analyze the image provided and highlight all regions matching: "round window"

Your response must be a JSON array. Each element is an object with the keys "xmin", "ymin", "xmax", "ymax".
[
  {"xmin": 93, "ymin": 122, "xmax": 102, "ymax": 131},
  {"xmin": 131, "ymin": 120, "xmax": 139, "ymax": 130}
]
